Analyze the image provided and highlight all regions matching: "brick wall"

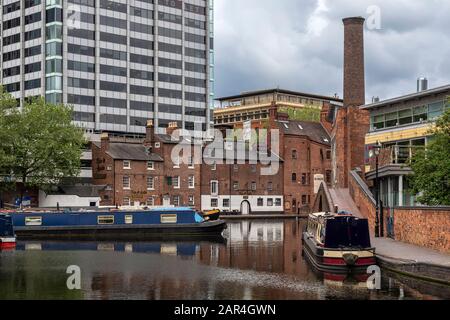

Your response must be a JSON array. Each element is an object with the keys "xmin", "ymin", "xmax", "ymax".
[
  {"xmin": 393, "ymin": 208, "xmax": 450, "ymax": 254},
  {"xmin": 348, "ymin": 171, "xmax": 450, "ymax": 253}
]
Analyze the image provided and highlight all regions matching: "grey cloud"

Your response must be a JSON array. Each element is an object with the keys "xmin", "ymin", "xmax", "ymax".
[{"xmin": 214, "ymin": 0, "xmax": 450, "ymax": 103}]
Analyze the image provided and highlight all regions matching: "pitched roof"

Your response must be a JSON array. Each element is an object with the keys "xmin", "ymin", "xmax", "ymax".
[
  {"xmin": 277, "ymin": 120, "xmax": 331, "ymax": 146},
  {"xmin": 106, "ymin": 143, "xmax": 164, "ymax": 161}
]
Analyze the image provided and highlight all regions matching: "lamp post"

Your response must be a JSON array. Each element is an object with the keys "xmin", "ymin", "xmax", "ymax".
[{"xmin": 373, "ymin": 142, "xmax": 382, "ymax": 238}]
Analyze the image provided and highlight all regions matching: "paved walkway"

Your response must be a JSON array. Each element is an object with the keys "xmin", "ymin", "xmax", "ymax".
[{"xmin": 372, "ymin": 237, "xmax": 450, "ymax": 267}]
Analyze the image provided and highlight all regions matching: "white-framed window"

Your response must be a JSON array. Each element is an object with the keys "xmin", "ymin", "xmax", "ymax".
[
  {"xmin": 257, "ymin": 198, "xmax": 264, "ymax": 207},
  {"xmin": 146, "ymin": 197, "xmax": 154, "ymax": 206},
  {"xmin": 161, "ymin": 214, "xmax": 177, "ymax": 224},
  {"xmin": 275, "ymin": 198, "xmax": 282, "ymax": 207},
  {"xmin": 98, "ymin": 215, "xmax": 115, "ymax": 225},
  {"xmin": 155, "ymin": 142, "xmax": 160, "ymax": 148},
  {"xmin": 251, "ymin": 182, "xmax": 257, "ymax": 191},
  {"xmin": 147, "ymin": 176, "xmax": 154, "ymax": 190},
  {"xmin": 173, "ymin": 176, "xmax": 180, "ymax": 189},
  {"xmin": 188, "ymin": 175, "xmax": 195, "ymax": 188},
  {"xmin": 173, "ymin": 195, "xmax": 180, "ymax": 207},
  {"xmin": 123, "ymin": 176, "xmax": 130, "ymax": 189},
  {"xmin": 25, "ymin": 216, "xmax": 42, "ymax": 226},
  {"xmin": 268, "ymin": 182, "xmax": 273, "ymax": 191},
  {"xmin": 210, "ymin": 180, "xmax": 218, "ymax": 196},
  {"xmin": 211, "ymin": 198, "xmax": 218, "ymax": 207},
  {"xmin": 267, "ymin": 198, "xmax": 274, "ymax": 207},
  {"xmin": 233, "ymin": 181, "xmax": 239, "ymax": 191},
  {"xmin": 188, "ymin": 156, "xmax": 194, "ymax": 168},
  {"xmin": 123, "ymin": 197, "xmax": 130, "ymax": 206},
  {"xmin": 125, "ymin": 215, "xmax": 133, "ymax": 224},
  {"xmin": 211, "ymin": 162, "xmax": 217, "ymax": 171},
  {"xmin": 147, "ymin": 161, "xmax": 154, "ymax": 170},
  {"xmin": 188, "ymin": 195, "xmax": 195, "ymax": 206},
  {"xmin": 123, "ymin": 160, "xmax": 131, "ymax": 169},
  {"xmin": 223, "ymin": 198, "xmax": 230, "ymax": 208}
]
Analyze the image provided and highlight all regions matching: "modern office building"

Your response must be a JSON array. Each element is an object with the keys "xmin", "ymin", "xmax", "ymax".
[
  {"xmin": 363, "ymin": 82, "xmax": 450, "ymax": 207},
  {"xmin": 1, "ymin": 0, "xmax": 214, "ymax": 138}
]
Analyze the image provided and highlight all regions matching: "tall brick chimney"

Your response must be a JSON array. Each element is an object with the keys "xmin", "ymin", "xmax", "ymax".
[
  {"xmin": 332, "ymin": 17, "xmax": 370, "ymax": 188},
  {"xmin": 166, "ymin": 121, "xmax": 179, "ymax": 136},
  {"xmin": 144, "ymin": 119, "xmax": 154, "ymax": 148},
  {"xmin": 100, "ymin": 132, "xmax": 109, "ymax": 152}
]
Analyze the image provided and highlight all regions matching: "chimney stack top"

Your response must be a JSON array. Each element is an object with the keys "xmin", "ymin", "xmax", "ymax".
[
  {"xmin": 343, "ymin": 16, "xmax": 365, "ymax": 25},
  {"xmin": 146, "ymin": 119, "xmax": 153, "ymax": 128}
]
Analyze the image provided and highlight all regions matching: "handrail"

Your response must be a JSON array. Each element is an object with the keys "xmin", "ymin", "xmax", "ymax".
[{"xmin": 350, "ymin": 170, "xmax": 376, "ymax": 205}]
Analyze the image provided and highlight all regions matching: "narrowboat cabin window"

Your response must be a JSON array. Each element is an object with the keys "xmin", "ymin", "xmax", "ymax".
[
  {"xmin": 125, "ymin": 215, "xmax": 133, "ymax": 224},
  {"xmin": 98, "ymin": 215, "xmax": 114, "ymax": 225},
  {"xmin": 25, "ymin": 216, "xmax": 42, "ymax": 226},
  {"xmin": 161, "ymin": 214, "xmax": 177, "ymax": 224}
]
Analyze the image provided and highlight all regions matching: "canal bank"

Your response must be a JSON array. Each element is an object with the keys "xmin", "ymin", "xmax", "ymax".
[
  {"xmin": 372, "ymin": 237, "xmax": 450, "ymax": 286},
  {"xmin": 220, "ymin": 214, "xmax": 307, "ymax": 220}
]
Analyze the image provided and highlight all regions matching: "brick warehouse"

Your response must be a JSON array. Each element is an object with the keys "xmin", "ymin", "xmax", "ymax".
[
  {"xmin": 92, "ymin": 121, "xmax": 201, "ymax": 210},
  {"xmin": 92, "ymin": 107, "xmax": 332, "ymax": 214}
]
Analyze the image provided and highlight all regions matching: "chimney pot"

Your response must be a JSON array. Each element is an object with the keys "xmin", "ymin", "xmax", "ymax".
[{"xmin": 417, "ymin": 77, "xmax": 428, "ymax": 92}]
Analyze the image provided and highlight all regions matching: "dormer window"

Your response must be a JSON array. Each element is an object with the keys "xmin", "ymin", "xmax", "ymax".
[{"xmin": 123, "ymin": 160, "xmax": 131, "ymax": 169}]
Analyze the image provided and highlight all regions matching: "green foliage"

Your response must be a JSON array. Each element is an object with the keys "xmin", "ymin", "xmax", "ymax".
[
  {"xmin": 409, "ymin": 105, "xmax": 450, "ymax": 206},
  {"xmin": 0, "ymin": 87, "xmax": 86, "ymax": 194},
  {"xmin": 279, "ymin": 106, "xmax": 321, "ymax": 122}
]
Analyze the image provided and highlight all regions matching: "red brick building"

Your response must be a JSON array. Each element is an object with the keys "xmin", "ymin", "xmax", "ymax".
[{"xmin": 92, "ymin": 121, "xmax": 201, "ymax": 210}]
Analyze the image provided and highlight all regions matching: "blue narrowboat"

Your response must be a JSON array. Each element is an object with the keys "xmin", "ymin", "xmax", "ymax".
[
  {"xmin": 0, "ymin": 213, "xmax": 16, "ymax": 249},
  {"xmin": 9, "ymin": 207, "xmax": 227, "ymax": 241}
]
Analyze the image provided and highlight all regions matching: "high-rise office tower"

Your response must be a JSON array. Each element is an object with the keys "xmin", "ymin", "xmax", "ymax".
[{"xmin": 1, "ymin": 0, "xmax": 214, "ymax": 137}]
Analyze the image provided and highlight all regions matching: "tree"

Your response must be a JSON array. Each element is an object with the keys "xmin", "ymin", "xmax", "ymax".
[
  {"xmin": 0, "ymin": 88, "xmax": 86, "ymax": 205},
  {"xmin": 279, "ymin": 106, "xmax": 321, "ymax": 122},
  {"xmin": 409, "ymin": 102, "xmax": 450, "ymax": 206}
]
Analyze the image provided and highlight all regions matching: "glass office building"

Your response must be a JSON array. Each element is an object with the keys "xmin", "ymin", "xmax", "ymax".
[{"xmin": 1, "ymin": 0, "xmax": 213, "ymax": 137}]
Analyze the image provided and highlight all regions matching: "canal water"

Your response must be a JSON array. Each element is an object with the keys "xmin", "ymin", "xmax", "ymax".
[{"xmin": 0, "ymin": 219, "xmax": 448, "ymax": 300}]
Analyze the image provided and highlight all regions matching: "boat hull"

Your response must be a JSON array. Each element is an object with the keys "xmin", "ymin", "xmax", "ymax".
[
  {"xmin": 302, "ymin": 232, "xmax": 376, "ymax": 274},
  {"xmin": 14, "ymin": 220, "xmax": 227, "ymax": 241},
  {"xmin": 0, "ymin": 237, "xmax": 16, "ymax": 250}
]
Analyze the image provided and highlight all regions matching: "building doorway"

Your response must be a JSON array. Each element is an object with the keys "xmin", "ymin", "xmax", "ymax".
[
  {"xmin": 163, "ymin": 196, "xmax": 170, "ymax": 207},
  {"xmin": 241, "ymin": 201, "xmax": 251, "ymax": 215}
]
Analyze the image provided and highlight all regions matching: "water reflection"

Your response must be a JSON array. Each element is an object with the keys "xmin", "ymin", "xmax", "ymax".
[{"xmin": 0, "ymin": 219, "xmax": 448, "ymax": 300}]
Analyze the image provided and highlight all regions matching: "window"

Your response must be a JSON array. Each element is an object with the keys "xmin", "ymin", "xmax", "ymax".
[
  {"xmin": 301, "ymin": 195, "xmax": 307, "ymax": 205},
  {"xmin": 123, "ymin": 197, "xmax": 130, "ymax": 206},
  {"xmin": 125, "ymin": 215, "xmax": 133, "ymax": 224},
  {"xmin": 275, "ymin": 198, "xmax": 282, "ymax": 207},
  {"xmin": 233, "ymin": 181, "xmax": 239, "ymax": 191},
  {"xmin": 292, "ymin": 150, "xmax": 298, "ymax": 159},
  {"xmin": 399, "ymin": 109, "xmax": 413, "ymax": 125},
  {"xmin": 211, "ymin": 198, "xmax": 218, "ymax": 207},
  {"xmin": 146, "ymin": 197, "xmax": 154, "ymax": 206},
  {"xmin": 123, "ymin": 160, "xmax": 131, "ymax": 169},
  {"xmin": 257, "ymin": 198, "xmax": 264, "ymax": 207},
  {"xmin": 251, "ymin": 165, "xmax": 257, "ymax": 173},
  {"xmin": 413, "ymin": 106, "xmax": 427, "ymax": 122},
  {"xmin": 123, "ymin": 176, "xmax": 130, "ymax": 189},
  {"xmin": 188, "ymin": 156, "xmax": 194, "ymax": 168},
  {"xmin": 211, "ymin": 181, "xmax": 218, "ymax": 195},
  {"xmin": 147, "ymin": 161, "xmax": 154, "ymax": 170},
  {"xmin": 98, "ymin": 216, "xmax": 114, "ymax": 225},
  {"xmin": 233, "ymin": 165, "xmax": 239, "ymax": 172},
  {"xmin": 301, "ymin": 173, "xmax": 307, "ymax": 185},
  {"xmin": 147, "ymin": 176, "xmax": 154, "ymax": 190},
  {"xmin": 173, "ymin": 176, "xmax": 180, "ymax": 189},
  {"xmin": 268, "ymin": 182, "xmax": 273, "ymax": 191},
  {"xmin": 251, "ymin": 182, "xmax": 257, "ymax": 191},
  {"xmin": 188, "ymin": 195, "xmax": 195, "ymax": 206},
  {"xmin": 292, "ymin": 173, "xmax": 297, "ymax": 182},
  {"xmin": 326, "ymin": 170, "xmax": 332, "ymax": 184},
  {"xmin": 223, "ymin": 199, "xmax": 230, "ymax": 208},
  {"xmin": 267, "ymin": 198, "xmax": 274, "ymax": 207},
  {"xmin": 25, "ymin": 216, "xmax": 42, "ymax": 226},
  {"xmin": 188, "ymin": 175, "xmax": 195, "ymax": 188},
  {"xmin": 173, "ymin": 196, "xmax": 180, "ymax": 207},
  {"xmin": 155, "ymin": 142, "xmax": 161, "ymax": 148},
  {"xmin": 161, "ymin": 214, "xmax": 177, "ymax": 224},
  {"xmin": 211, "ymin": 162, "xmax": 217, "ymax": 171},
  {"xmin": 326, "ymin": 150, "xmax": 331, "ymax": 160}
]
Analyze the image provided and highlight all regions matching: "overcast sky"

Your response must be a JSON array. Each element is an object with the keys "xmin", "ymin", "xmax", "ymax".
[{"xmin": 214, "ymin": 0, "xmax": 450, "ymax": 103}]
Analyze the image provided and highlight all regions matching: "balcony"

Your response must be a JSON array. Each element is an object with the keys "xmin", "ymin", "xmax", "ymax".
[{"xmin": 366, "ymin": 145, "xmax": 424, "ymax": 180}]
